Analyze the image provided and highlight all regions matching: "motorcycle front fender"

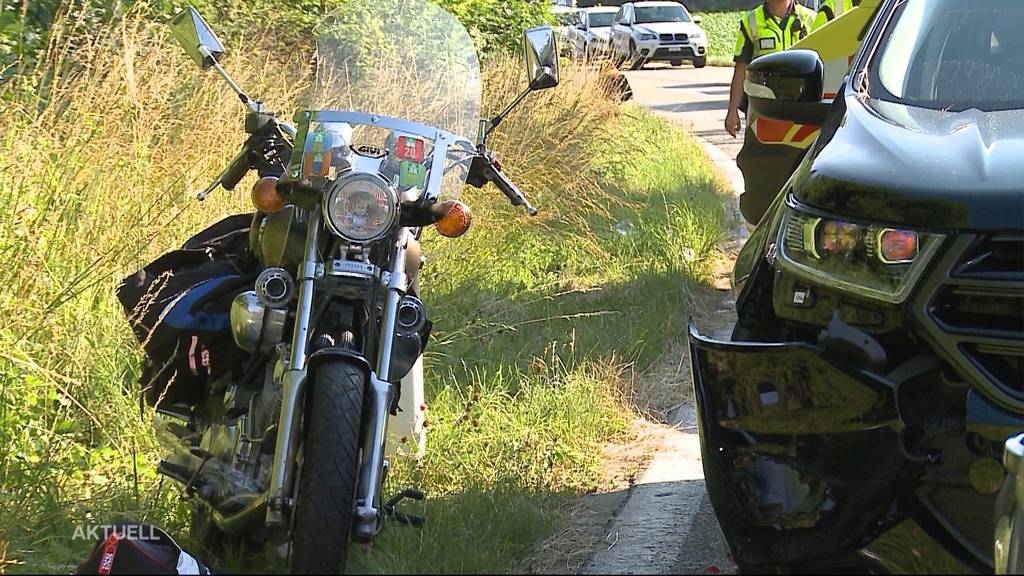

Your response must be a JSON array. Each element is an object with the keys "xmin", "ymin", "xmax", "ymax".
[{"xmin": 307, "ymin": 347, "xmax": 372, "ymax": 379}]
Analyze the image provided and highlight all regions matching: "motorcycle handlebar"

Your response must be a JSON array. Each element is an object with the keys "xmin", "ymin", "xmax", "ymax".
[
  {"xmin": 468, "ymin": 152, "xmax": 537, "ymax": 216},
  {"xmin": 221, "ymin": 146, "xmax": 251, "ymax": 191},
  {"xmin": 490, "ymin": 164, "xmax": 537, "ymax": 216}
]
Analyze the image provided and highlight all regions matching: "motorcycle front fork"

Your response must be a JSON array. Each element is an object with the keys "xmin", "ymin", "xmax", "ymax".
[{"xmin": 264, "ymin": 215, "xmax": 411, "ymax": 545}]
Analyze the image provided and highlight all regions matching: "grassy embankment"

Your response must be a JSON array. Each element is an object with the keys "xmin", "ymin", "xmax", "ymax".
[
  {"xmin": 0, "ymin": 8, "xmax": 729, "ymax": 574},
  {"xmin": 698, "ymin": 10, "xmax": 745, "ymax": 67}
]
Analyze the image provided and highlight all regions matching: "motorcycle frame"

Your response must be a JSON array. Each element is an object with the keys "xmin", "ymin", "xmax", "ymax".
[{"xmin": 263, "ymin": 110, "xmax": 471, "ymax": 540}]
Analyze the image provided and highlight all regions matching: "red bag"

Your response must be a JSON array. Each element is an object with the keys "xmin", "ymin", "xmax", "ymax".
[{"xmin": 76, "ymin": 524, "xmax": 212, "ymax": 575}]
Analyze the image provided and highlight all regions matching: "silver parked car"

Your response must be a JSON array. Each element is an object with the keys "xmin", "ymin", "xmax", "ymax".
[{"xmin": 572, "ymin": 6, "xmax": 619, "ymax": 60}]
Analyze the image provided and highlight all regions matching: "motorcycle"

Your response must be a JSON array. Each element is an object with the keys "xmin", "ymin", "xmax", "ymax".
[{"xmin": 123, "ymin": 1, "xmax": 560, "ymax": 572}]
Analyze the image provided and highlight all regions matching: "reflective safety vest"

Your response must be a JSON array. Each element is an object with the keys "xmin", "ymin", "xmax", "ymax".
[
  {"xmin": 741, "ymin": 3, "xmax": 818, "ymax": 60},
  {"xmin": 814, "ymin": 0, "xmax": 859, "ymax": 28}
]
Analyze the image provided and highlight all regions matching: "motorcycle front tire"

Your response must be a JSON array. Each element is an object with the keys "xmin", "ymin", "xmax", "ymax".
[{"xmin": 289, "ymin": 359, "xmax": 365, "ymax": 574}]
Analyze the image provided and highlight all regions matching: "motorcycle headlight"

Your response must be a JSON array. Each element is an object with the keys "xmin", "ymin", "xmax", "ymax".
[
  {"xmin": 777, "ymin": 202, "xmax": 945, "ymax": 303},
  {"xmin": 323, "ymin": 173, "xmax": 399, "ymax": 243}
]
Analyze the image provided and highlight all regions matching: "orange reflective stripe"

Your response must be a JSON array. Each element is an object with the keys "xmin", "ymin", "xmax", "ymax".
[
  {"xmin": 754, "ymin": 116, "xmax": 794, "ymax": 142},
  {"xmin": 752, "ymin": 117, "xmax": 821, "ymax": 149}
]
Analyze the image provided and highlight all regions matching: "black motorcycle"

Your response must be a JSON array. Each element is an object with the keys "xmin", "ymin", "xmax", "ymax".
[{"xmin": 118, "ymin": 1, "xmax": 561, "ymax": 572}]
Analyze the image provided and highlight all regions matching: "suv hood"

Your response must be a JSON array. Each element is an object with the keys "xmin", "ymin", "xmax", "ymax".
[
  {"xmin": 634, "ymin": 22, "xmax": 700, "ymax": 36},
  {"xmin": 794, "ymin": 94, "xmax": 1024, "ymax": 230}
]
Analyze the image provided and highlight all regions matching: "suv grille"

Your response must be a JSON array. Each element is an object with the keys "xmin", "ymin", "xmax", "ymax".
[
  {"xmin": 659, "ymin": 33, "xmax": 688, "ymax": 43},
  {"xmin": 919, "ymin": 235, "xmax": 1024, "ymax": 401}
]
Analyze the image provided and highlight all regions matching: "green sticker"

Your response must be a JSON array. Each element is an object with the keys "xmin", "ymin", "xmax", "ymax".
[{"xmin": 399, "ymin": 161, "xmax": 427, "ymax": 188}]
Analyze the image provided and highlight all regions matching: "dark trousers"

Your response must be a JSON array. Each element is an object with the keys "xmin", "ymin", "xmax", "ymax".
[{"xmin": 735, "ymin": 123, "xmax": 809, "ymax": 226}]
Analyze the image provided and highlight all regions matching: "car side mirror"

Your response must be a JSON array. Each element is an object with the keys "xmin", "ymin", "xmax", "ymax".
[
  {"xmin": 693, "ymin": 15, "xmax": 703, "ymax": 24},
  {"xmin": 169, "ymin": 6, "xmax": 226, "ymax": 70},
  {"xmin": 745, "ymin": 49, "xmax": 831, "ymax": 125},
  {"xmin": 524, "ymin": 26, "xmax": 560, "ymax": 91}
]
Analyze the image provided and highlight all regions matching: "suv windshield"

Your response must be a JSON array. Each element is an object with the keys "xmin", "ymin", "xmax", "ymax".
[
  {"xmin": 589, "ymin": 12, "xmax": 616, "ymax": 27},
  {"xmin": 635, "ymin": 5, "xmax": 691, "ymax": 24},
  {"xmin": 871, "ymin": 0, "xmax": 1024, "ymax": 112}
]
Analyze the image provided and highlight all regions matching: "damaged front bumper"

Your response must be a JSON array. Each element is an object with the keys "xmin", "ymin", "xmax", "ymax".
[{"xmin": 688, "ymin": 321, "xmax": 969, "ymax": 571}]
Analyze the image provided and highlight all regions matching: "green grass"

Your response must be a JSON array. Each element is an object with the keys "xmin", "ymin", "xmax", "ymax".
[
  {"xmin": 0, "ymin": 8, "xmax": 730, "ymax": 573},
  {"xmin": 698, "ymin": 10, "xmax": 745, "ymax": 66},
  {"xmin": 356, "ymin": 108, "xmax": 728, "ymax": 574}
]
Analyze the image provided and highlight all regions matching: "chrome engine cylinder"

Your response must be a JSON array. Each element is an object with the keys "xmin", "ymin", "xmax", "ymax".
[{"xmin": 231, "ymin": 291, "xmax": 287, "ymax": 353}]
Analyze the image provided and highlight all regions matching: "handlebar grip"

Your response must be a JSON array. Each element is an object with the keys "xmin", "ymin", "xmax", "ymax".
[
  {"xmin": 490, "ymin": 164, "xmax": 537, "ymax": 217},
  {"xmin": 221, "ymin": 147, "xmax": 251, "ymax": 191}
]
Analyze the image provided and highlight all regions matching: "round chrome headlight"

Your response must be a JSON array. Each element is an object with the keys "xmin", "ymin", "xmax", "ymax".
[{"xmin": 323, "ymin": 173, "xmax": 399, "ymax": 242}]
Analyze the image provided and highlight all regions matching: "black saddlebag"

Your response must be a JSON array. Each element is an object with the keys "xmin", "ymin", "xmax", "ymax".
[{"xmin": 117, "ymin": 214, "xmax": 257, "ymax": 410}]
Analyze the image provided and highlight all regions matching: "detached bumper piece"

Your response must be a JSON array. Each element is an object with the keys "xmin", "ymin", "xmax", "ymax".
[{"xmin": 688, "ymin": 322, "xmax": 931, "ymax": 571}]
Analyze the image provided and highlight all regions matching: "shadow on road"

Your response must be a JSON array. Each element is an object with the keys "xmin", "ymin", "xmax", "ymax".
[
  {"xmin": 649, "ymin": 100, "xmax": 728, "ymax": 113},
  {"xmin": 663, "ymin": 83, "xmax": 729, "ymax": 90}
]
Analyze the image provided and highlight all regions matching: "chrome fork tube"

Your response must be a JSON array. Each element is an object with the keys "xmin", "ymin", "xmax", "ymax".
[
  {"xmin": 266, "ymin": 205, "xmax": 321, "ymax": 527},
  {"xmin": 377, "ymin": 229, "xmax": 410, "ymax": 383},
  {"xmin": 353, "ymin": 228, "xmax": 409, "ymax": 542}
]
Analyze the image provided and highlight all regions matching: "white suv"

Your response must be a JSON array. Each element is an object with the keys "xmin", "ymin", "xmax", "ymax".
[{"xmin": 610, "ymin": 1, "xmax": 707, "ymax": 70}]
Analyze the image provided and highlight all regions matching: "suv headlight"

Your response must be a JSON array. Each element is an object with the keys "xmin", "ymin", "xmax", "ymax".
[
  {"xmin": 323, "ymin": 173, "xmax": 399, "ymax": 243},
  {"xmin": 777, "ymin": 201, "xmax": 944, "ymax": 303},
  {"xmin": 638, "ymin": 32, "xmax": 657, "ymax": 41},
  {"xmin": 691, "ymin": 30, "xmax": 704, "ymax": 40}
]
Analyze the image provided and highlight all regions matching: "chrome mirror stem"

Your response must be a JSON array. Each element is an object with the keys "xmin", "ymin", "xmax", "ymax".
[{"xmin": 199, "ymin": 45, "xmax": 260, "ymax": 112}]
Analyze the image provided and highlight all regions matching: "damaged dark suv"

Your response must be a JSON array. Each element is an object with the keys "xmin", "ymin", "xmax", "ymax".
[{"xmin": 689, "ymin": 0, "xmax": 1024, "ymax": 572}]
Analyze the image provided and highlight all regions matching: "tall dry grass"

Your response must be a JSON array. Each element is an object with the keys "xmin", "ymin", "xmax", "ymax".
[{"xmin": 0, "ymin": 4, "xmax": 636, "ymax": 570}]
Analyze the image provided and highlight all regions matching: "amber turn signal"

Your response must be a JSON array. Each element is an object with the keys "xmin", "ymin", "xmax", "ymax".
[
  {"xmin": 434, "ymin": 201, "xmax": 472, "ymax": 238},
  {"xmin": 251, "ymin": 176, "xmax": 286, "ymax": 213}
]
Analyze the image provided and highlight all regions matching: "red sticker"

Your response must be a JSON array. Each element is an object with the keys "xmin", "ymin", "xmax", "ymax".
[{"xmin": 396, "ymin": 136, "xmax": 425, "ymax": 163}]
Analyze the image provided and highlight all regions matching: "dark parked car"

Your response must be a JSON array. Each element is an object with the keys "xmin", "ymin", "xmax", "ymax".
[{"xmin": 689, "ymin": 0, "xmax": 1024, "ymax": 572}]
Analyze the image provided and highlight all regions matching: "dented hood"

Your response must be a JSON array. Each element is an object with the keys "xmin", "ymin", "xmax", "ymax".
[{"xmin": 794, "ymin": 94, "xmax": 1024, "ymax": 230}]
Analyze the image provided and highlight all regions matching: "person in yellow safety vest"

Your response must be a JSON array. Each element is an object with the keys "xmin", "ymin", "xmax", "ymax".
[
  {"xmin": 814, "ymin": 0, "xmax": 860, "ymax": 28},
  {"xmin": 725, "ymin": 0, "xmax": 817, "ymax": 225},
  {"xmin": 725, "ymin": 0, "xmax": 818, "ymax": 138}
]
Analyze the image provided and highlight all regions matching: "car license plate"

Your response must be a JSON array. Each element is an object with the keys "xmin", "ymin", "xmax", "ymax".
[{"xmin": 669, "ymin": 47, "xmax": 681, "ymax": 52}]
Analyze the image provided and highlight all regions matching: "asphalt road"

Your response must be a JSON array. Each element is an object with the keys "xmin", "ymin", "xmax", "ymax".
[{"xmin": 624, "ymin": 64, "xmax": 742, "ymax": 160}]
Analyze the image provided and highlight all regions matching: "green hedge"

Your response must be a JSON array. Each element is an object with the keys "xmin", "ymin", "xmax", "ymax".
[{"xmin": 0, "ymin": 0, "xmax": 552, "ymax": 79}]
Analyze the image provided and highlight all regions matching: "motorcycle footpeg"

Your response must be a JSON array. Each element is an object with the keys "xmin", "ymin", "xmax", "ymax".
[
  {"xmin": 385, "ymin": 488, "xmax": 425, "ymax": 506},
  {"xmin": 386, "ymin": 508, "xmax": 425, "ymax": 528},
  {"xmin": 383, "ymin": 488, "xmax": 426, "ymax": 528}
]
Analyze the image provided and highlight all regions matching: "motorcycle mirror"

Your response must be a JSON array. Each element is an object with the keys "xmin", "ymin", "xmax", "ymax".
[
  {"xmin": 170, "ymin": 6, "xmax": 226, "ymax": 70},
  {"xmin": 523, "ymin": 26, "xmax": 560, "ymax": 91},
  {"xmin": 477, "ymin": 26, "xmax": 561, "ymax": 146},
  {"xmin": 170, "ymin": 6, "xmax": 261, "ymax": 113}
]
